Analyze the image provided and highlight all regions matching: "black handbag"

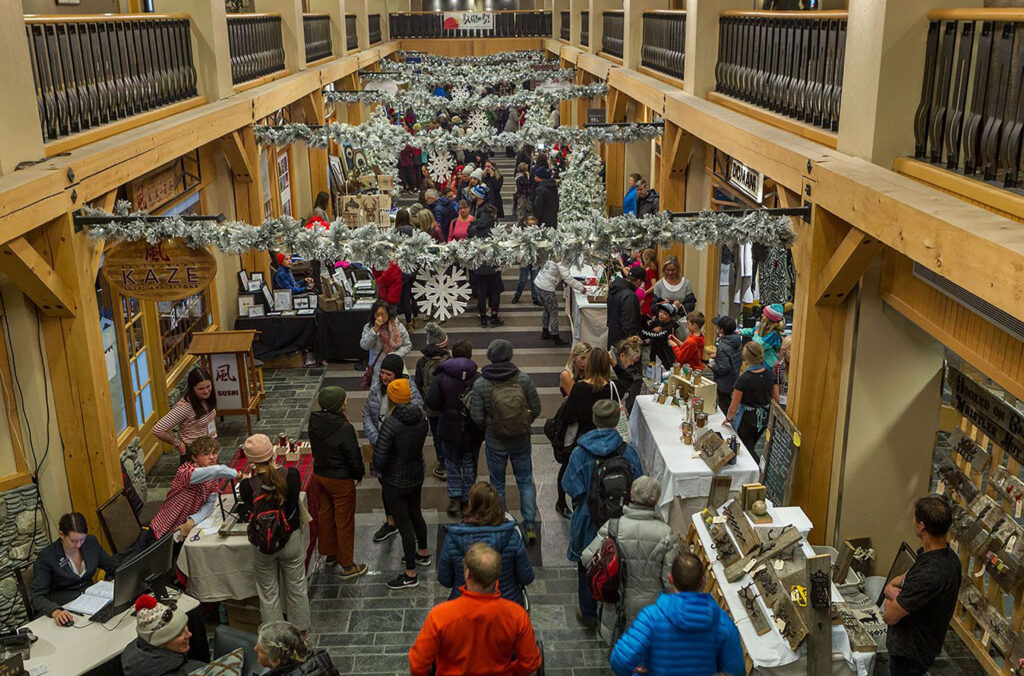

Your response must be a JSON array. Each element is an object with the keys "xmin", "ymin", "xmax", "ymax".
[{"xmin": 544, "ymin": 398, "xmax": 578, "ymax": 464}]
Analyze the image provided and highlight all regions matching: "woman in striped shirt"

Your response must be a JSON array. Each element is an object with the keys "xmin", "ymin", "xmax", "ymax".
[{"xmin": 153, "ymin": 368, "xmax": 218, "ymax": 465}]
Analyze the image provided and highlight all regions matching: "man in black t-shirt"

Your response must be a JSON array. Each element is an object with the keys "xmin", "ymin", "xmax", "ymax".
[{"xmin": 883, "ymin": 496, "xmax": 961, "ymax": 676}]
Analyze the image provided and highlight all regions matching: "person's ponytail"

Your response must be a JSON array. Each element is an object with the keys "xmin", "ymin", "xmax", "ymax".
[{"xmin": 255, "ymin": 462, "xmax": 288, "ymax": 506}]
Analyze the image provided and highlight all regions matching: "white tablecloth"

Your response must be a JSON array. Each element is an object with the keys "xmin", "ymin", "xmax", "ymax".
[
  {"xmin": 176, "ymin": 493, "xmax": 310, "ymax": 602},
  {"xmin": 692, "ymin": 505, "xmax": 876, "ymax": 676},
  {"xmin": 568, "ymin": 287, "xmax": 607, "ymax": 348},
  {"xmin": 628, "ymin": 395, "xmax": 760, "ymax": 524}
]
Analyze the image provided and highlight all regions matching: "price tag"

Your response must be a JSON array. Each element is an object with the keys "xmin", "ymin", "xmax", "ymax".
[
  {"xmin": 712, "ymin": 516, "xmax": 727, "ymax": 524},
  {"xmin": 774, "ymin": 559, "xmax": 785, "ymax": 571},
  {"xmin": 982, "ymin": 631, "xmax": 991, "ymax": 645},
  {"xmin": 1016, "ymin": 500, "xmax": 1022, "ymax": 520},
  {"xmin": 774, "ymin": 617, "xmax": 787, "ymax": 633},
  {"xmin": 936, "ymin": 481, "xmax": 945, "ymax": 495},
  {"xmin": 743, "ymin": 559, "xmax": 757, "ymax": 573}
]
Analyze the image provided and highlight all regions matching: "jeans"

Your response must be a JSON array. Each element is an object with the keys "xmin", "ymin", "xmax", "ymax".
[
  {"xmin": 485, "ymin": 441, "xmax": 538, "ymax": 528},
  {"xmin": 381, "ymin": 483, "xmax": 428, "ymax": 570},
  {"xmin": 538, "ymin": 289, "xmax": 560, "ymax": 334},
  {"xmin": 444, "ymin": 441, "xmax": 479, "ymax": 500},
  {"xmin": 513, "ymin": 265, "xmax": 538, "ymax": 303},
  {"xmin": 888, "ymin": 655, "xmax": 928, "ymax": 676},
  {"xmin": 251, "ymin": 532, "xmax": 311, "ymax": 631},
  {"xmin": 577, "ymin": 562, "xmax": 598, "ymax": 620},
  {"xmin": 314, "ymin": 475, "xmax": 356, "ymax": 567}
]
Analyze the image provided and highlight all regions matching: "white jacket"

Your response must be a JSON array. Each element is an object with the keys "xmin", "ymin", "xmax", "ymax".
[{"xmin": 534, "ymin": 260, "xmax": 586, "ymax": 294}]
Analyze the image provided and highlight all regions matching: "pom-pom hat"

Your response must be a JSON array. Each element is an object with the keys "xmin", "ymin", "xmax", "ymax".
[{"xmin": 135, "ymin": 594, "xmax": 188, "ymax": 648}]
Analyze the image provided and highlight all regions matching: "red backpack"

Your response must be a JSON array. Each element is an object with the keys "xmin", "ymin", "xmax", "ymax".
[{"xmin": 585, "ymin": 519, "xmax": 625, "ymax": 603}]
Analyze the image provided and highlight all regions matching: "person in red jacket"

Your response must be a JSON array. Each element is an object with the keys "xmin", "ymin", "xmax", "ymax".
[
  {"xmin": 409, "ymin": 542, "xmax": 541, "ymax": 676},
  {"xmin": 670, "ymin": 311, "xmax": 706, "ymax": 371},
  {"xmin": 373, "ymin": 261, "xmax": 403, "ymax": 306}
]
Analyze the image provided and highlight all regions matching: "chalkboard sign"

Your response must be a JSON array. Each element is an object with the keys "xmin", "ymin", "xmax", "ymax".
[
  {"xmin": 587, "ymin": 108, "xmax": 606, "ymax": 124},
  {"xmin": 760, "ymin": 400, "xmax": 801, "ymax": 506}
]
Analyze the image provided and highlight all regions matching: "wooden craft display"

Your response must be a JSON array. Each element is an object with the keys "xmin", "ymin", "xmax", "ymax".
[
  {"xmin": 737, "ymin": 583, "xmax": 774, "ymax": 636},
  {"xmin": 943, "ymin": 366, "xmax": 1024, "ymax": 676},
  {"xmin": 833, "ymin": 602, "xmax": 878, "ymax": 653},
  {"xmin": 761, "ymin": 401, "xmax": 801, "ymax": 506},
  {"xmin": 707, "ymin": 475, "xmax": 733, "ymax": 511},
  {"xmin": 752, "ymin": 562, "xmax": 809, "ymax": 651},
  {"xmin": 695, "ymin": 429, "xmax": 735, "ymax": 472},
  {"xmin": 723, "ymin": 505, "xmax": 760, "ymax": 556},
  {"xmin": 665, "ymin": 373, "xmax": 718, "ymax": 414},
  {"xmin": 724, "ymin": 525, "xmax": 802, "ymax": 582},
  {"xmin": 832, "ymin": 537, "xmax": 872, "ymax": 584}
]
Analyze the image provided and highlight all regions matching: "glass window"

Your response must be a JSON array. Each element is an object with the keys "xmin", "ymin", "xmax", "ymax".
[
  {"xmin": 157, "ymin": 291, "xmax": 212, "ymax": 373},
  {"xmin": 96, "ymin": 274, "xmax": 128, "ymax": 434},
  {"xmin": 121, "ymin": 294, "xmax": 155, "ymax": 430}
]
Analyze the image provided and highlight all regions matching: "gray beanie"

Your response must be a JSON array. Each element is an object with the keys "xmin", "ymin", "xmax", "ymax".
[
  {"xmin": 630, "ymin": 476, "xmax": 661, "ymax": 508},
  {"xmin": 487, "ymin": 339, "xmax": 513, "ymax": 363},
  {"xmin": 135, "ymin": 595, "xmax": 188, "ymax": 648},
  {"xmin": 425, "ymin": 322, "xmax": 448, "ymax": 348},
  {"xmin": 593, "ymin": 399, "xmax": 621, "ymax": 429}
]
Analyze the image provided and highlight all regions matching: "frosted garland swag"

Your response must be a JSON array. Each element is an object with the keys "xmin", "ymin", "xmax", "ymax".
[
  {"xmin": 82, "ymin": 202, "xmax": 796, "ymax": 272},
  {"xmin": 558, "ymin": 147, "xmax": 606, "ymax": 223},
  {"xmin": 325, "ymin": 83, "xmax": 609, "ymax": 116}
]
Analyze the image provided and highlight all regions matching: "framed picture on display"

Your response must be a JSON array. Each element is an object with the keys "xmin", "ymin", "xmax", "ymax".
[
  {"xmin": 262, "ymin": 285, "xmax": 275, "ymax": 309},
  {"xmin": 247, "ymin": 280, "xmax": 263, "ymax": 292},
  {"xmin": 250, "ymin": 272, "xmax": 265, "ymax": 285},
  {"xmin": 293, "ymin": 295, "xmax": 310, "ymax": 310},
  {"xmin": 238, "ymin": 294, "xmax": 256, "ymax": 317},
  {"xmin": 247, "ymin": 305, "xmax": 266, "ymax": 318},
  {"xmin": 238, "ymin": 270, "xmax": 250, "ymax": 291},
  {"xmin": 308, "ymin": 294, "xmax": 319, "ymax": 309},
  {"xmin": 273, "ymin": 290, "xmax": 293, "ymax": 311}
]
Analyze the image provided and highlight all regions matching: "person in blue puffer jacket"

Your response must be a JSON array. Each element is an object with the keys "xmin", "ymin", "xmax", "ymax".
[
  {"xmin": 437, "ymin": 482, "xmax": 534, "ymax": 607},
  {"xmin": 610, "ymin": 552, "xmax": 745, "ymax": 676}
]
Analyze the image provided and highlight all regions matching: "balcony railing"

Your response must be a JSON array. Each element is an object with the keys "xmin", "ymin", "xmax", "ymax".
[
  {"xmin": 716, "ymin": 11, "xmax": 847, "ymax": 132},
  {"xmin": 561, "ymin": 12, "xmax": 570, "ymax": 41},
  {"xmin": 303, "ymin": 13, "xmax": 331, "ymax": 63},
  {"xmin": 226, "ymin": 13, "xmax": 285, "ymax": 86},
  {"xmin": 24, "ymin": 14, "xmax": 197, "ymax": 143},
  {"xmin": 368, "ymin": 14, "xmax": 382, "ymax": 44},
  {"xmin": 345, "ymin": 14, "xmax": 357, "ymax": 51},
  {"xmin": 581, "ymin": 11, "xmax": 589, "ymax": 47},
  {"xmin": 602, "ymin": 11, "xmax": 623, "ymax": 58},
  {"xmin": 641, "ymin": 10, "xmax": 685, "ymax": 80},
  {"xmin": 913, "ymin": 9, "xmax": 1024, "ymax": 187},
  {"xmin": 387, "ymin": 12, "xmax": 552, "ymax": 39}
]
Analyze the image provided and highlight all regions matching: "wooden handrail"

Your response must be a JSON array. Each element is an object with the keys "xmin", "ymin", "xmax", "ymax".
[
  {"xmin": 302, "ymin": 13, "xmax": 329, "ymax": 18},
  {"xmin": 226, "ymin": 12, "xmax": 281, "ymax": 20},
  {"xmin": 928, "ymin": 8, "xmax": 1024, "ymax": 21},
  {"xmin": 720, "ymin": 10, "xmax": 848, "ymax": 19},
  {"xmin": 642, "ymin": 9, "xmax": 687, "ymax": 15},
  {"xmin": 387, "ymin": 9, "xmax": 550, "ymax": 14},
  {"xmin": 24, "ymin": 12, "xmax": 190, "ymax": 23},
  {"xmin": 602, "ymin": 10, "xmax": 624, "ymax": 14}
]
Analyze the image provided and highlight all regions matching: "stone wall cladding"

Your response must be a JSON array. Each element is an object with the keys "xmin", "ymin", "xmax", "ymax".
[{"xmin": 0, "ymin": 485, "xmax": 51, "ymax": 629}]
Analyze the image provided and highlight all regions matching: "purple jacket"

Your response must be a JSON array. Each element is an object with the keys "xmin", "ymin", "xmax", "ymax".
[{"xmin": 424, "ymin": 357, "xmax": 479, "ymax": 445}]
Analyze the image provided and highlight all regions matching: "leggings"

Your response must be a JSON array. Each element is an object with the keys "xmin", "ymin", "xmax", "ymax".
[
  {"xmin": 381, "ymin": 483, "xmax": 427, "ymax": 570},
  {"xmin": 475, "ymin": 273, "xmax": 502, "ymax": 317},
  {"xmin": 556, "ymin": 459, "xmax": 568, "ymax": 506}
]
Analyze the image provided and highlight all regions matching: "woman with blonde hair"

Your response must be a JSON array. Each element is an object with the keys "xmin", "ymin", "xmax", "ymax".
[
  {"xmin": 414, "ymin": 207, "xmax": 444, "ymax": 243},
  {"xmin": 611, "ymin": 336, "xmax": 644, "ymax": 413},
  {"xmin": 726, "ymin": 342, "xmax": 780, "ymax": 458},
  {"xmin": 437, "ymin": 482, "xmax": 534, "ymax": 606},
  {"xmin": 559, "ymin": 342, "xmax": 592, "ymax": 397},
  {"xmin": 239, "ymin": 434, "xmax": 309, "ymax": 632}
]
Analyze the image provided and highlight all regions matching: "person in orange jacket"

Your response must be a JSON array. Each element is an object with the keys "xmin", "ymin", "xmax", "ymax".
[
  {"xmin": 409, "ymin": 542, "xmax": 541, "ymax": 676},
  {"xmin": 670, "ymin": 311, "xmax": 706, "ymax": 371}
]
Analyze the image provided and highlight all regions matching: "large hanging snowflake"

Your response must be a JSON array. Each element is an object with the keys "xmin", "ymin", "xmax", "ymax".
[
  {"xmin": 412, "ymin": 268, "xmax": 471, "ymax": 322},
  {"xmin": 428, "ymin": 151, "xmax": 455, "ymax": 184},
  {"xmin": 449, "ymin": 87, "xmax": 471, "ymax": 111},
  {"xmin": 467, "ymin": 110, "xmax": 490, "ymax": 135}
]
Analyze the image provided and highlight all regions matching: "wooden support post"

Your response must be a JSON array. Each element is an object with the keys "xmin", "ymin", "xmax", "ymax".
[
  {"xmin": 0, "ymin": 237, "xmax": 77, "ymax": 317},
  {"xmin": 300, "ymin": 92, "xmax": 330, "ymax": 217},
  {"xmin": 806, "ymin": 554, "xmax": 833, "ymax": 675},
  {"xmin": 815, "ymin": 226, "xmax": 883, "ymax": 305},
  {"xmin": 344, "ymin": 72, "xmax": 363, "ymax": 125},
  {"xmin": 657, "ymin": 121, "xmax": 693, "ymax": 275},
  {"xmin": 786, "ymin": 198, "xmax": 851, "ymax": 545},
  {"xmin": 575, "ymin": 69, "xmax": 588, "ymax": 127},
  {"xmin": 604, "ymin": 88, "xmax": 629, "ymax": 215},
  {"xmin": 223, "ymin": 126, "xmax": 270, "ymax": 280},
  {"xmin": 37, "ymin": 214, "xmax": 122, "ymax": 548}
]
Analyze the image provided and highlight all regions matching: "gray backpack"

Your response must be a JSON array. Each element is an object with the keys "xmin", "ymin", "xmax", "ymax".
[{"xmin": 489, "ymin": 378, "xmax": 532, "ymax": 438}]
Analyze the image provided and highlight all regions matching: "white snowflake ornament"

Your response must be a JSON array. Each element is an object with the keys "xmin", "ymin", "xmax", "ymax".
[
  {"xmin": 449, "ymin": 87, "xmax": 471, "ymax": 111},
  {"xmin": 468, "ymin": 110, "xmax": 490, "ymax": 135},
  {"xmin": 428, "ymin": 152, "xmax": 455, "ymax": 184},
  {"xmin": 412, "ymin": 268, "xmax": 471, "ymax": 322}
]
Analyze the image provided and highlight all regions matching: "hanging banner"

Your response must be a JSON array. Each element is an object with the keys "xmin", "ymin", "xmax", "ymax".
[
  {"xmin": 443, "ymin": 12, "xmax": 494, "ymax": 32},
  {"xmin": 101, "ymin": 238, "xmax": 217, "ymax": 302}
]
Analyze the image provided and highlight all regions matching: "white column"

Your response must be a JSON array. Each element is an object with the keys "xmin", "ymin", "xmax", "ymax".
[
  {"xmin": 683, "ymin": 0, "xmax": 748, "ymax": 97},
  {"xmin": 623, "ymin": 0, "xmax": 668, "ymax": 71},
  {"xmin": 155, "ymin": 0, "xmax": 234, "ymax": 101},
  {"xmin": 0, "ymin": 1, "xmax": 44, "ymax": 174}
]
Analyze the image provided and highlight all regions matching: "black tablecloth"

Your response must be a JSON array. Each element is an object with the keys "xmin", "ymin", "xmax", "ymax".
[
  {"xmin": 316, "ymin": 307, "xmax": 372, "ymax": 362},
  {"xmin": 234, "ymin": 315, "xmax": 317, "ymax": 359}
]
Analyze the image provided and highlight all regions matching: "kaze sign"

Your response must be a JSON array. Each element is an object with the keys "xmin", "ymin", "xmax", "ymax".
[{"xmin": 102, "ymin": 238, "xmax": 217, "ymax": 301}]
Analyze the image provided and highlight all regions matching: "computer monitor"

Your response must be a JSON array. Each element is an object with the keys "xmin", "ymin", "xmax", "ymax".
[{"xmin": 111, "ymin": 533, "xmax": 175, "ymax": 612}]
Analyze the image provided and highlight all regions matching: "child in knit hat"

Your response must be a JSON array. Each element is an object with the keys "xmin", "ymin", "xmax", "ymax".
[
  {"xmin": 415, "ymin": 323, "xmax": 451, "ymax": 482},
  {"xmin": 740, "ymin": 303, "xmax": 785, "ymax": 368}
]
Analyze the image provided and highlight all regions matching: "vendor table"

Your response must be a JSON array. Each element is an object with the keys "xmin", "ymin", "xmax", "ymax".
[
  {"xmin": 315, "ymin": 306, "xmax": 372, "ymax": 362},
  {"xmin": 177, "ymin": 492, "xmax": 310, "ymax": 602},
  {"xmin": 23, "ymin": 591, "xmax": 200, "ymax": 675},
  {"xmin": 234, "ymin": 315, "xmax": 317, "ymax": 359},
  {"xmin": 628, "ymin": 394, "xmax": 760, "ymax": 532},
  {"xmin": 690, "ymin": 505, "xmax": 876, "ymax": 676},
  {"xmin": 567, "ymin": 287, "xmax": 607, "ymax": 348}
]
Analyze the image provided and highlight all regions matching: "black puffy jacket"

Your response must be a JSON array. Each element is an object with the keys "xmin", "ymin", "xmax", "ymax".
[
  {"xmin": 533, "ymin": 178, "xmax": 559, "ymax": 229},
  {"xmin": 372, "ymin": 403, "xmax": 428, "ymax": 489},
  {"xmin": 307, "ymin": 410, "xmax": 364, "ymax": 481},
  {"xmin": 468, "ymin": 212, "xmax": 499, "ymax": 276},
  {"xmin": 263, "ymin": 650, "xmax": 341, "ymax": 676},
  {"xmin": 606, "ymin": 277, "xmax": 641, "ymax": 348}
]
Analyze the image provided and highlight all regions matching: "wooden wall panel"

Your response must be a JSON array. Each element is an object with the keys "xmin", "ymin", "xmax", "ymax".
[{"xmin": 397, "ymin": 38, "xmax": 544, "ymax": 56}]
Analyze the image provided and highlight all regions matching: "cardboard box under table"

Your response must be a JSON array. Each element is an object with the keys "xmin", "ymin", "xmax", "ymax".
[{"xmin": 628, "ymin": 394, "xmax": 760, "ymax": 532}]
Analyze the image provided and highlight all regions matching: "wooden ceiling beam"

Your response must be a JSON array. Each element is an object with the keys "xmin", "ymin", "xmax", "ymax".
[
  {"xmin": 0, "ymin": 235, "xmax": 76, "ymax": 316},
  {"xmin": 815, "ymin": 225, "xmax": 884, "ymax": 305},
  {"xmin": 219, "ymin": 130, "xmax": 256, "ymax": 183}
]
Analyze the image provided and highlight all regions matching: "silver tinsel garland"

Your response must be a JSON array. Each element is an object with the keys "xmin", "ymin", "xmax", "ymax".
[
  {"xmin": 558, "ymin": 147, "xmax": 607, "ymax": 223},
  {"xmin": 359, "ymin": 60, "xmax": 575, "ymax": 88},
  {"xmin": 82, "ymin": 203, "xmax": 796, "ymax": 273},
  {"xmin": 404, "ymin": 50, "xmax": 547, "ymax": 66},
  {"xmin": 325, "ymin": 83, "xmax": 608, "ymax": 116}
]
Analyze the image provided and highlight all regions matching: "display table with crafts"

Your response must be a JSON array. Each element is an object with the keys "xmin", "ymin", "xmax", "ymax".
[
  {"xmin": 234, "ymin": 314, "xmax": 317, "ymax": 359},
  {"xmin": 315, "ymin": 303, "xmax": 374, "ymax": 362},
  {"xmin": 628, "ymin": 394, "xmax": 760, "ymax": 532},
  {"xmin": 690, "ymin": 504, "xmax": 877, "ymax": 676},
  {"xmin": 22, "ymin": 591, "xmax": 200, "ymax": 675}
]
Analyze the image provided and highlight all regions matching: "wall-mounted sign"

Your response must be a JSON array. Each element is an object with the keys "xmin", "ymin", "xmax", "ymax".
[
  {"xmin": 587, "ymin": 108, "xmax": 606, "ymax": 125},
  {"xmin": 443, "ymin": 12, "xmax": 494, "ymax": 31},
  {"xmin": 949, "ymin": 366, "xmax": 1024, "ymax": 463},
  {"xmin": 101, "ymin": 239, "xmax": 216, "ymax": 302},
  {"xmin": 727, "ymin": 158, "xmax": 765, "ymax": 204}
]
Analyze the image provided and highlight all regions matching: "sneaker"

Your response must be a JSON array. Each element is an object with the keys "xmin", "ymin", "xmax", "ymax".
[
  {"xmin": 524, "ymin": 527, "xmax": 537, "ymax": 544},
  {"xmin": 386, "ymin": 573, "xmax": 419, "ymax": 590},
  {"xmin": 447, "ymin": 498, "xmax": 462, "ymax": 518},
  {"xmin": 479, "ymin": 316, "xmax": 489, "ymax": 328},
  {"xmin": 372, "ymin": 523, "xmax": 399, "ymax": 543},
  {"xmin": 540, "ymin": 331, "xmax": 552, "ymax": 340},
  {"xmin": 416, "ymin": 553, "xmax": 432, "ymax": 567},
  {"xmin": 324, "ymin": 555, "xmax": 339, "ymax": 569},
  {"xmin": 555, "ymin": 501, "xmax": 572, "ymax": 520},
  {"xmin": 489, "ymin": 315, "xmax": 504, "ymax": 327},
  {"xmin": 551, "ymin": 334, "xmax": 566, "ymax": 346},
  {"xmin": 339, "ymin": 563, "xmax": 368, "ymax": 580},
  {"xmin": 511, "ymin": 296, "xmax": 521, "ymax": 304},
  {"xmin": 433, "ymin": 462, "xmax": 447, "ymax": 481}
]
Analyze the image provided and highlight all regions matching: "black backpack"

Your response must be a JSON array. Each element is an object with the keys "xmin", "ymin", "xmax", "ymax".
[
  {"xmin": 457, "ymin": 373, "xmax": 482, "ymax": 436},
  {"xmin": 587, "ymin": 442, "xmax": 634, "ymax": 526},
  {"xmin": 246, "ymin": 475, "xmax": 292, "ymax": 555}
]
